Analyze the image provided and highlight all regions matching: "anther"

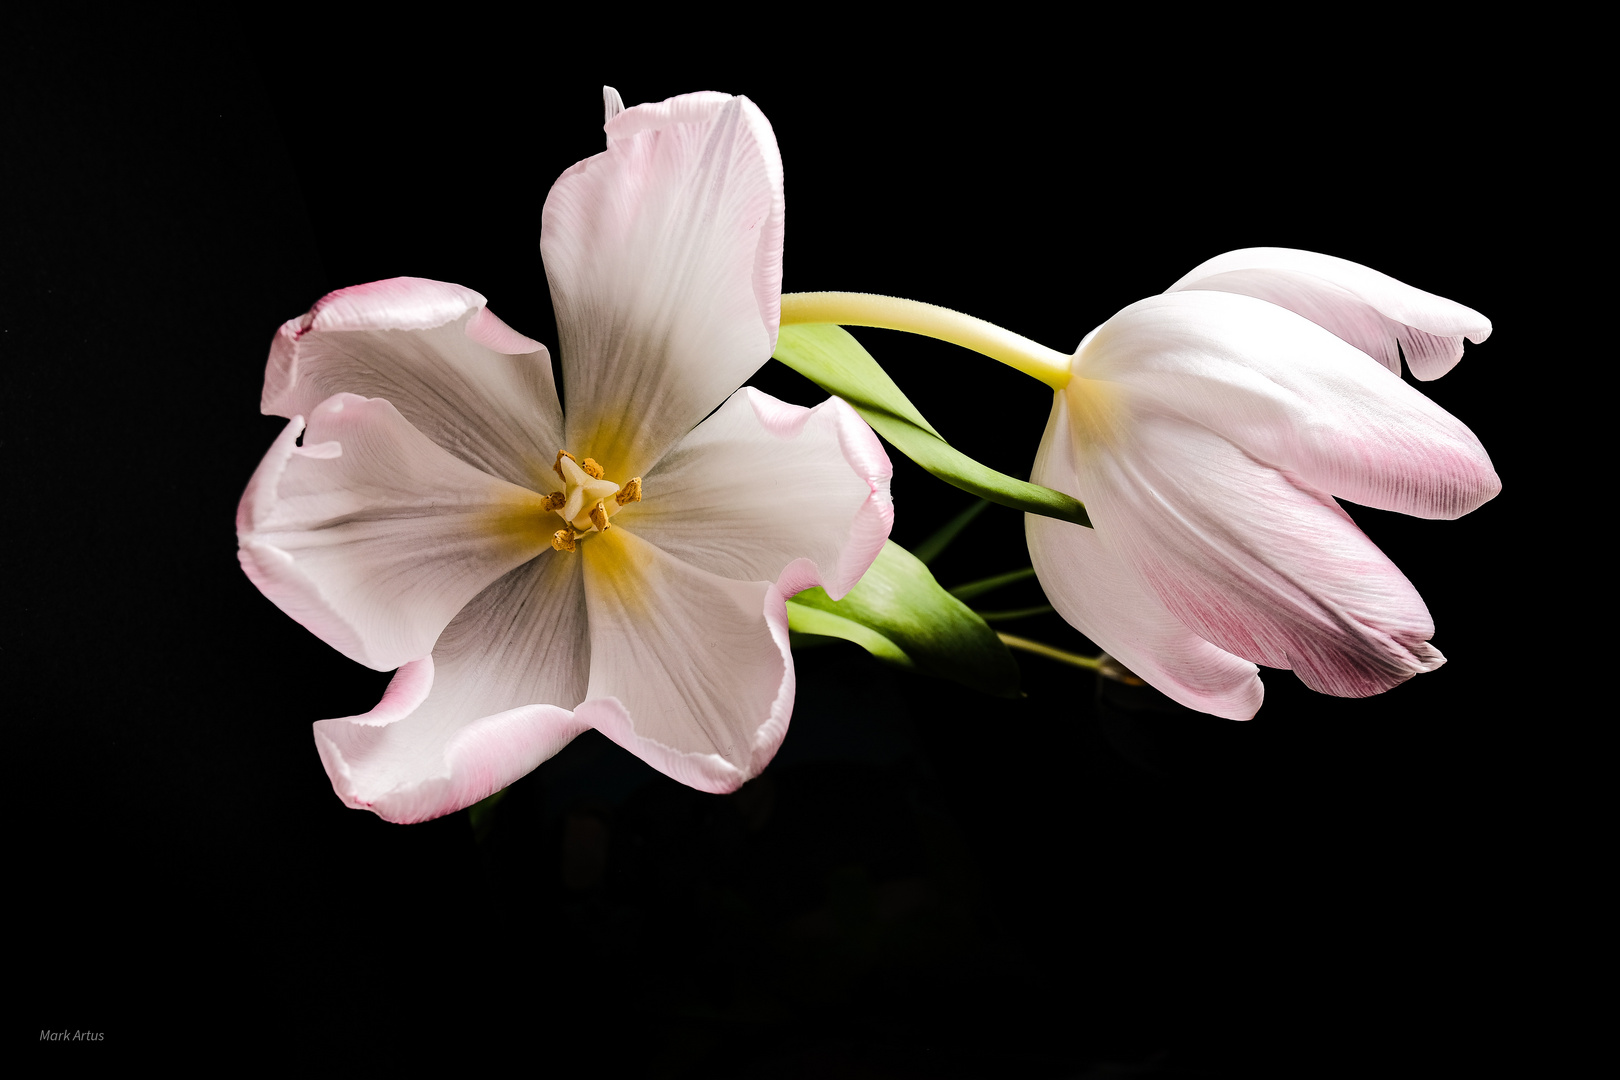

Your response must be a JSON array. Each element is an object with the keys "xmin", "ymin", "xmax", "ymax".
[
  {"xmin": 581, "ymin": 458, "xmax": 605, "ymax": 479},
  {"xmin": 550, "ymin": 529, "xmax": 577, "ymax": 553},
  {"xmin": 589, "ymin": 501, "xmax": 611, "ymax": 533},
  {"xmin": 544, "ymin": 491, "xmax": 566, "ymax": 511},
  {"xmin": 615, "ymin": 477, "xmax": 642, "ymax": 505},
  {"xmin": 553, "ymin": 450, "xmax": 579, "ymax": 481}
]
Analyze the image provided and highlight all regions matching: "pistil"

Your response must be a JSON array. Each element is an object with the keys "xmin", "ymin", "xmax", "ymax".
[{"xmin": 547, "ymin": 449, "xmax": 643, "ymax": 551}]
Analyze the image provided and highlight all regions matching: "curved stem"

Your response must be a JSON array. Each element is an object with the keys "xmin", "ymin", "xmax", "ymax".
[
  {"xmin": 996, "ymin": 632, "xmax": 1102, "ymax": 671},
  {"xmin": 782, "ymin": 292, "xmax": 1072, "ymax": 390},
  {"xmin": 976, "ymin": 605, "xmax": 1056, "ymax": 623},
  {"xmin": 949, "ymin": 565, "xmax": 1038, "ymax": 602}
]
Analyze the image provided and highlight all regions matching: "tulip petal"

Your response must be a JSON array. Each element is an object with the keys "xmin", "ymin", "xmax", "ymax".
[
  {"xmin": 543, "ymin": 92, "xmax": 785, "ymax": 479},
  {"xmin": 238, "ymin": 393, "xmax": 554, "ymax": 671},
  {"xmin": 313, "ymin": 551, "xmax": 591, "ymax": 823},
  {"xmin": 262, "ymin": 277, "xmax": 563, "ymax": 489},
  {"xmin": 1166, "ymin": 247, "xmax": 1491, "ymax": 380},
  {"xmin": 1028, "ymin": 394, "xmax": 1264, "ymax": 719},
  {"xmin": 1081, "ymin": 414, "xmax": 1443, "ymax": 699},
  {"xmin": 624, "ymin": 388, "xmax": 892, "ymax": 600},
  {"xmin": 578, "ymin": 526, "xmax": 793, "ymax": 793},
  {"xmin": 1079, "ymin": 291, "xmax": 1499, "ymax": 519}
]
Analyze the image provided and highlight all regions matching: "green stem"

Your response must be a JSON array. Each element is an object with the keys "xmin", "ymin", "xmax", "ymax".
[
  {"xmin": 912, "ymin": 499, "xmax": 990, "ymax": 566},
  {"xmin": 996, "ymin": 632, "xmax": 1102, "ymax": 671},
  {"xmin": 949, "ymin": 565, "xmax": 1038, "ymax": 602},
  {"xmin": 976, "ymin": 605, "xmax": 1056, "ymax": 623},
  {"xmin": 781, "ymin": 292, "xmax": 1073, "ymax": 390}
]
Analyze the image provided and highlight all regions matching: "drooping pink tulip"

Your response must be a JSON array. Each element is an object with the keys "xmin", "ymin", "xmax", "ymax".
[
  {"xmin": 1026, "ymin": 249, "xmax": 1498, "ymax": 718},
  {"xmin": 238, "ymin": 90, "xmax": 892, "ymax": 822}
]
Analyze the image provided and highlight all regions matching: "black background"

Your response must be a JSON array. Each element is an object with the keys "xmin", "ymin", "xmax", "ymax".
[{"xmin": 8, "ymin": 15, "xmax": 1549, "ymax": 1075}]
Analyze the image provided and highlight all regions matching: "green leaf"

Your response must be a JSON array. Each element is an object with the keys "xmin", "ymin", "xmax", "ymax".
[
  {"xmin": 774, "ymin": 324, "xmax": 1091, "ymax": 528},
  {"xmin": 773, "ymin": 322, "xmax": 942, "ymax": 436},
  {"xmin": 787, "ymin": 605, "xmax": 914, "ymax": 666},
  {"xmin": 786, "ymin": 539, "xmax": 1019, "ymax": 698}
]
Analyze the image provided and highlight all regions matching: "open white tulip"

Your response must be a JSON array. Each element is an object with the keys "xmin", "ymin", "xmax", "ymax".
[{"xmin": 238, "ymin": 90, "xmax": 892, "ymax": 822}]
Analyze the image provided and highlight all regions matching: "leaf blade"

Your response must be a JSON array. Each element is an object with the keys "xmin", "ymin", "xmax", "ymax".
[
  {"xmin": 774, "ymin": 324, "xmax": 1091, "ymax": 527},
  {"xmin": 787, "ymin": 539, "xmax": 1019, "ymax": 697}
]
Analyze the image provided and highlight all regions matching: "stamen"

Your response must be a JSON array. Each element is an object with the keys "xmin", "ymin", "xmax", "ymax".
[
  {"xmin": 553, "ymin": 450, "xmax": 579, "ymax": 481},
  {"xmin": 549, "ymin": 450, "xmax": 638, "ymax": 540}
]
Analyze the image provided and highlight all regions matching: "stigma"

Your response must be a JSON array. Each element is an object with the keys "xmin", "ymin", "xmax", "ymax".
[{"xmin": 548, "ymin": 450, "xmax": 641, "ymax": 552}]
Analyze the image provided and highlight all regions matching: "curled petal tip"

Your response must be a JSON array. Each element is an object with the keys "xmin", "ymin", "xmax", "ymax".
[
  {"xmin": 316, "ymin": 683, "xmax": 592, "ymax": 825},
  {"xmin": 1167, "ymin": 247, "xmax": 1490, "ymax": 381},
  {"xmin": 259, "ymin": 277, "xmax": 562, "ymax": 489}
]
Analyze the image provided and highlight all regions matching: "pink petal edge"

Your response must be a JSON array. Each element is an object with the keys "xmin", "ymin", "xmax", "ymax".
[
  {"xmin": 576, "ymin": 581, "xmax": 797, "ymax": 795},
  {"xmin": 264, "ymin": 278, "xmax": 515, "ymax": 416},
  {"xmin": 315, "ymin": 656, "xmax": 592, "ymax": 824},
  {"xmin": 1077, "ymin": 291, "xmax": 1500, "ymax": 521},
  {"xmin": 1166, "ymin": 247, "xmax": 1490, "ymax": 381},
  {"xmin": 257, "ymin": 277, "xmax": 562, "ymax": 494},
  {"xmin": 310, "ymin": 570, "xmax": 794, "ymax": 821},
  {"xmin": 742, "ymin": 389, "xmax": 893, "ymax": 600}
]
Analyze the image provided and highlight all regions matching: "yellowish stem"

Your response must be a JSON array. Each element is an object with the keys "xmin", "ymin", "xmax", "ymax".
[
  {"xmin": 996, "ymin": 632, "xmax": 1102, "ymax": 671},
  {"xmin": 782, "ymin": 292, "xmax": 1073, "ymax": 390}
]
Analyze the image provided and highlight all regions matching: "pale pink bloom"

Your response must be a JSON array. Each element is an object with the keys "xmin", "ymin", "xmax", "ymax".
[
  {"xmin": 238, "ymin": 90, "xmax": 892, "ymax": 822},
  {"xmin": 1027, "ymin": 249, "xmax": 1498, "ymax": 718}
]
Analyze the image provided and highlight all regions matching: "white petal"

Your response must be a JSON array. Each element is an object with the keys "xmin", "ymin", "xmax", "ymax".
[
  {"xmin": 625, "ymin": 389, "xmax": 892, "ymax": 599},
  {"xmin": 313, "ymin": 552, "xmax": 591, "ymax": 823},
  {"xmin": 1078, "ymin": 291, "xmax": 1499, "ymax": 519},
  {"xmin": 577, "ymin": 526, "xmax": 793, "ymax": 793},
  {"xmin": 1028, "ymin": 393, "xmax": 1264, "ymax": 719},
  {"xmin": 1081, "ymin": 414, "xmax": 1444, "ymax": 699},
  {"xmin": 1166, "ymin": 247, "xmax": 1491, "ymax": 380},
  {"xmin": 262, "ymin": 277, "xmax": 563, "ymax": 489},
  {"xmin": 542, "ymin": 92, "xmax": 785, "ymax": 478},
  {"xmin": 238, "ymin": 393, "xmax": 553, "ymax": 671}
]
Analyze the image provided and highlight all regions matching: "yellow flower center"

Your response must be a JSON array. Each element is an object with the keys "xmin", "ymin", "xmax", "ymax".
[{"xmin": 547, "ymin": 450, "xmax": 642, "ymax": 553}]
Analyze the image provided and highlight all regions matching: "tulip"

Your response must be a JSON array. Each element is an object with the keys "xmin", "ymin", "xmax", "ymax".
[
  {"xmin": 237, "ymin": 90, "xmax": 892, "ymax": 822},
  {"xmin": 1026, "ymin": 249, "xmax": 1499, "ymax": 718}
]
